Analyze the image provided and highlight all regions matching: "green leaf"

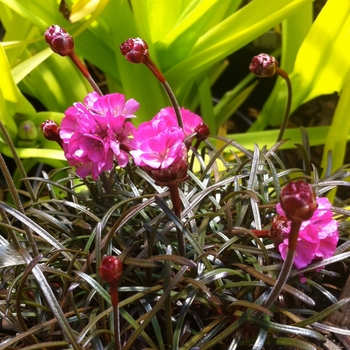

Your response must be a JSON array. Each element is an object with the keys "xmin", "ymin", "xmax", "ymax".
[
  {"xmin": 165, "ymin": 0, "xmax": 314, "ymax": 86},
  {"xmin": 0, "ymin": 44, "xmax": 35, "ymax": 137},
  {"xmin": 251, "ymin": 0, "xmax": 350, "ymax": 130},
  {"xmin": 320, "ymin": 67, "xmax": 350, "ymax": 202}
]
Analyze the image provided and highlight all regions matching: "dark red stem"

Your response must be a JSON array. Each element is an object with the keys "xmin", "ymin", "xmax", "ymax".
[
  {"xmin": 109, "ymin": 281, "xmax": 121, "ymax": 350},
  {"xmin": 168, "ymin": 182, "xmax": 185, "ymax": 256},
  {"xmin": 143, "ymin": 57, "xmax": 184, "ymax": 130},
  {"xmin": 260, "ymin": 220, "xmax": 301, "ymax": 311},
  {"xmin": 68, "ymin": 52, "xmax": 103, "ymax": 96},
  {"xmin": 275, "ymin": 67, "xmax": 292, "ymax": 143}
]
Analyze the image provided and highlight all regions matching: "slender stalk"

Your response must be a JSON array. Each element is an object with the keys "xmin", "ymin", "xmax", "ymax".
[
  {"xmin": 168, "ymin": 182, "xmax": 185, "ymax": 256},
  {"xmin": 275, "ymin": 67, "xmax": 292, "ymax": 143},
  {"xmin": 110, "ymin": 281, "xmax": 121, "ymax": 350},
  {"xmin": 260, "ymin": 220, "xmax": 301, "ymax": 311},
  {"xmin": 68, "ymin": 52, "xmax": 103, "ymax": 96},
  {"xmin": 144, "ymin": 58, "xmax": 184, "ymax": 129}
]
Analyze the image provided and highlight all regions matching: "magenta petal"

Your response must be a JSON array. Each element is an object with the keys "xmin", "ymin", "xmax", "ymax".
[
  {"xmin": 76, "ymin": 163, "xmax": 93, "ymax": 178},
  {"xmin": 124, "ymin": 98, "xmax": 140, "ymax": 115},
  {"xmin": 115, "ymin": 150, "xmax": 129, "ymax": 167}
]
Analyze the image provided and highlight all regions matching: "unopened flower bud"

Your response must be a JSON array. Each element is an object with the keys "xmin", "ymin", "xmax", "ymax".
[
  {"xmin": 249, "ymin": 53, "xmax": 278, "ymax": 77},
  {"xmin": 279, "ymin": 180, "xmax": 318, "ymax": 223},
  {"xmin": 99, "ymin": 256, "xmax": 123, "ymax": 284},
  {"xmin": 195, "ymin": 122, "xmax": 210, "ymax": 141},
  {"xmin": 120, "ymin": 38, "xmax": 149, "ymax": 64},
  {"xmin": 18, "ymin": 120, "xmax": 38, "ymax": 141},
  {"xmin": 41, "ymin": 120, "xmax": 63, "ymax": 148},
  {"xmin": 45, "ymin": 25, "xmax": 74, "ymax": 56}
]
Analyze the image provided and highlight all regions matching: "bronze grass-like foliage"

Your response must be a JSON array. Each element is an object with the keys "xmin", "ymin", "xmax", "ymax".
[{"xmin": 1, "ymin": 122, "xmax": 350, "ymax": 349}]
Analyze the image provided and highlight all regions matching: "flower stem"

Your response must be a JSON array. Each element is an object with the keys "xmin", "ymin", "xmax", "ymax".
[
  {"xmin": 260, "ymin": 220, "xmax": 301, "ymax": 311},
  {"xmin": 275, "ymin": 67, "xmax": 292, "ymax": 143},
  {"xmin": 144, "ymin": 58, "xmax": 184, "ymax": 129},
  {"xmin": 168, "ymin": 182, "xmax": 185, "ymax": 256},
  {"xmin": 68, "ymin": 52, "xmax": 103, "ymax": 96},
  {"xmin": 109, "ymin": 281, "xmax": 121, "ymax": 350}
]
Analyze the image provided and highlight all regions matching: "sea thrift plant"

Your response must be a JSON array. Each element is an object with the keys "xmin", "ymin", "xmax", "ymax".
[
  {"xmin": 60, "ymin": 92, "xmax": 139, "ymax": 180},
  {"xmin": 274, "ymin": 197, "xmax": 339, "ymax": 269}
]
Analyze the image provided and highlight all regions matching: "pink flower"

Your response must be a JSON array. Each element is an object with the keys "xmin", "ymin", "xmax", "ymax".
[
  {"xmin": 154, "ymin": 107, "xmax": 209, "ymax": 142},
  {"xmin": 130, "ymin": 114, "xmax": 188, "ymax": 185},
  {"xmin": 60, "ymin": 92, "xmax": 139, "ymax": 180},
  {"xmin": 275, "ymin": 197, "xmax": 339, "ymax": 269}
]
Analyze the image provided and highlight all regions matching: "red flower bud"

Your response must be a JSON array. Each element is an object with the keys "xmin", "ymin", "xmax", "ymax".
[
  {"xmin": 279, "ymin": 180, "xmax": 318, "ymax": 223},
  {"xmin": 195, "ymin": 122, "xmax": 210, "ymax": 141},
  {"xmin": 41, "ymin": 120, "xmax": 63, "ymax": 148},
  {"xmin": 249, "ymin": 53, "xmax": 278, "ymax": 78},
  {"xmin": 120, "ymin": 38, "xmax": 149, "ymax": 64},
  {"xmin": 99, "ymin": 256, "xmax": 123, "ymax": 284},
  {"xmin": 44, "ymin": 25, "xmax": 74, "ymax": 56}
]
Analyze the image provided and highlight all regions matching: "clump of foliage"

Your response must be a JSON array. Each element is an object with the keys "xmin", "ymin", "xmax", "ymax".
[
  {"xmin": 1, "ymin": 1, "xmax": 350, "ymax": 350},
  {"xmin": 1, "ymin": 118, "xmax": 350, "ymax": 349}
]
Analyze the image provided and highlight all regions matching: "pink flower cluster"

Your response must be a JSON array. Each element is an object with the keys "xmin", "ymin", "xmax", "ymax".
[
  {"xmin": 129, "ymin": 109, "xmax": 189, "ymax": 184},
  {"xmin": 275, "ymin": 197, "xmax": 338, "ymax": 269},
  {"xmin": 55, "ymin": 92, "xmax": 208, "ymax": 182},
  {"xmin": 59, "ymin": 92, "xmax": 138, "ymax": 180}
]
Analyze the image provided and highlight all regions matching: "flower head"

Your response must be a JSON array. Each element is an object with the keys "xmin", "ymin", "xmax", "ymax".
[
  {"xmin": 120, "ymin": 38, "xmax": 149, "ymax": 64},
  {"xmin": 130, "ymin": 113, "xmax": 188, "ymax": 185},
  {"xmin": 274, "ymin": 197, "xmax": 339, "ymax": 269},
  {"xmin": 44, "ymin": 25, "xmax": 74, "ymax": 56},
  {"xmin": 249, "ymin": 53, "xmax": 278, "ymax": 78},
  {"xmin": 59, "ymin": 92, "xmax": 139, "ymax": 180}
]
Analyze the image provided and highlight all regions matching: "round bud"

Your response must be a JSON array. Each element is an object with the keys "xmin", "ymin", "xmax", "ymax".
[
  {"xmin": 195, "ymin": 122, "xmax": 210, "ymax": 141},
  {"xmin": 41, "ymin": 120, "xmax": 63, "ymax": 147},
  {"xmin": 249, "ymin": 53, "xmax": 278, "ymax": 77},
  {"xmin": 44, "ymin": 25, "xmax": 74, "ymax": 56},
  {"xmin": 99, "ymin": 255, "xmax": 123, "ymax": 284},
  {"xmin": 120, "ymin": 38, "xmax": 149, "ymax": 63},
  {"xmin": 279, "ymin": 180, "xmax": 318, "ymax": 223}
]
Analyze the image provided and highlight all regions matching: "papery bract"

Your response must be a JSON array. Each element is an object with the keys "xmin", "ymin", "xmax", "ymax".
[
  {"xmin": 275, "ymin": 197, "xmax": 339, "ymax": 269},
  {"xmin": 59, "ymin": 92, "xmax": 139, "ymax": 180}
]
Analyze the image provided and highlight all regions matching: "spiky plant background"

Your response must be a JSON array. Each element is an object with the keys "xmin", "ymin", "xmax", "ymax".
[{"xmin": 1, "ymin": 131, "xmax": 350, "ymax": 350}]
